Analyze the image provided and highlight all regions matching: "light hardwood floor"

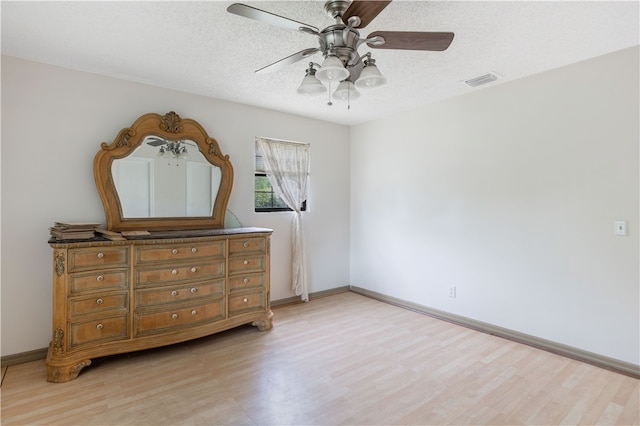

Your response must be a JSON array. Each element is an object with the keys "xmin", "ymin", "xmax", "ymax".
[{"xmin": 1, "ymin": 292, "xmax": 638, "ymax": 425}]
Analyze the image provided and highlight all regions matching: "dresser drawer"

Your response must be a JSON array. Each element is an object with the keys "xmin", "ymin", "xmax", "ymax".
[
  {"xmin": 136, "ymin": 260, "xmax": 224, "ymax": 286},
  {"xmin": 69, "ymin": 293, "xmax": 128, "ymax": 318},
  {"xmin": 228, "ymin": 255, "xmax": 266, "ymax": 275},
  {"xmin": 134, "ymin": 299, "xmax": 225, "ymax": 336},
  {"xmin": 229, "ymin": 272, "xmax": 266, "ymax": 293},
  {"xmin": 229, "ymin": 237, "xmax": 266, "ymax": 255},
  {"xmin": 70, "ymin": 270, "xmax": 128, "ymax": 294},
  {"xmin": 229, "ymin": 291, "xmax": 266, "ymax": 316},
  {"xmin": 135, "ymin": 279, "xmax": 224, "ymax": 308},
  {"xmin": 68, "ymin": 247, "xmax": 129, "ymax": 272},
  {"xmin": 136, "ymin": 241, "xmax": 225, "ymax": 264},
  {"xmin": 69, "ymin": 315, "xmax": 128, "ymax": 349}
]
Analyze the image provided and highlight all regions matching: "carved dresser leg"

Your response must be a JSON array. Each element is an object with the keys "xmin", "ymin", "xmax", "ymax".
[
  {"xmin": 252, "ymin": 310, "xmax": 274, "ymax": 331},
  {"xmin": 47, "ymin": 359, "xmax": 92, "ymax": 383}
]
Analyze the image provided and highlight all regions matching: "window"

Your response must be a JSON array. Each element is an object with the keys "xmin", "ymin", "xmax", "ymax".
[
  {"xmin": 255, "ymin": 174, "xmax": 293, "ymax": 211},
  {"xmin": 254, "ymin": 140, "xmax": 308, "ymax": 212}
]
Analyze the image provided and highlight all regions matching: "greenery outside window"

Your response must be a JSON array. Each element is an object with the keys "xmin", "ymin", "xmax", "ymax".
[{"xmin": 255, "ymin": 141, "xmax": 308, "ymax": 212}]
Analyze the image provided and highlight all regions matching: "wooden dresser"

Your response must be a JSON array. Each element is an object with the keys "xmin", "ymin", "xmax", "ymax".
[{"xmin": 47, "ymin": 227, "xmax": 272, "ymax": 382}]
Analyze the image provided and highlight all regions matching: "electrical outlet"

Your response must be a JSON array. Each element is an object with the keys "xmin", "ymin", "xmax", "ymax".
[{"xmin": 448, "ymin": 286, "xmax": 456, "ymax": 298}]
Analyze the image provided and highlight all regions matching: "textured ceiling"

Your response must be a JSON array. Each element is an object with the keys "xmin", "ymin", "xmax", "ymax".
[{"xmin": 2, "ymin": 1, "xmax": 638, "ymax": 126}]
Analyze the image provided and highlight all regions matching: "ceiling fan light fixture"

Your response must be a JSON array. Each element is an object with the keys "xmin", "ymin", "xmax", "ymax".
[
  {"xmin": 297, "ymin": 64, "xmax": 327, "ymax": 96},
  {"xmin": 178, "ymin": 145, "xmax": 189, "ymax": 159},
  {"xmin": 333, "ymin": 80, "xmax": 360, "ymax": 101},
  {"xmin": 316, "ymin": 54, "xmax": 349, "ymax": 82},
  {"xmin": 355, "ymin": 57, "xmax": 387, "ymax": 88},
  {"xmin": 156, "ymin": 141, "xmax": 189, "ymax": 161},
  {"xmin": 225, "ymin": 2, "xmax": 455, "ymax": 109}
]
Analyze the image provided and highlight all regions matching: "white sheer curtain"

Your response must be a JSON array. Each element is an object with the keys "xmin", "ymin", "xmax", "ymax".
[{"xmin": 256, "ymin": 138, "xmax": 310, "ymax": 301}]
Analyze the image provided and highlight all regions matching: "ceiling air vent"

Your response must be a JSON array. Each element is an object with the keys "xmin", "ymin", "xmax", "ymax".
[{"xmin": 464, "ymin": 72, "xmax": 498, "ymax": 88}]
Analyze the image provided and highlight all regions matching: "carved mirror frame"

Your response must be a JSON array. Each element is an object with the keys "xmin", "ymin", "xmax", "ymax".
[{"xmin": 94, "ymin": 111, "xmax": 233, "ymax": 231}]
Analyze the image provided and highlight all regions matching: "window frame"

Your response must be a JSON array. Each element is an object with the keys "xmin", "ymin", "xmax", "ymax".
[{"xmin": 254, "ymin": 141, "xmax": 308, "ymax": 213}]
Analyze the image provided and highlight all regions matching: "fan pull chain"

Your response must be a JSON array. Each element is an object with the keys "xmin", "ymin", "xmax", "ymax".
[{"xmin": 327, "ymin": 82, "xmax": 333, "ymax": 106}]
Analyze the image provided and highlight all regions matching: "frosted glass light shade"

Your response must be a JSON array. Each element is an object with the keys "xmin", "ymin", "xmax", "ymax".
[
  {"xmin": 355, "ymin": 62, "xmax": 387, "ymax": 88},
  {"xmin": 297, "ymin": 73, "xmax": 327, "ymax": 96},
  {"xmin": 316, "ymin": 55, "xmax": 349, "ymax": 82},
  {"xmin": 333, "ymin": 80, "xmax": 361, "ymax": 101},
  {"xmin": 178, "ymin": 146, "xmax": 188, "ymax": 159}
]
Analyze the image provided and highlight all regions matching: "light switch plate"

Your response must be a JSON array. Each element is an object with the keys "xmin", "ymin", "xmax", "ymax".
[{"xmin": 615, "ymin": 221, "xmax": 627, "ymax": 236}]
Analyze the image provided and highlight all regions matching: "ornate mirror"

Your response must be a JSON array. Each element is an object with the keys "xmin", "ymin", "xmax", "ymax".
[{"xmin": 94, "ymin": 111, "xmax": 233, "ymax": 231}]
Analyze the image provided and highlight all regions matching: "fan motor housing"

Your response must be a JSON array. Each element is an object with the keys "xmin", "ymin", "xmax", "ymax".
[{"xmin": 319, "ymin": 24, "xmax": 360, "ymax": 65}]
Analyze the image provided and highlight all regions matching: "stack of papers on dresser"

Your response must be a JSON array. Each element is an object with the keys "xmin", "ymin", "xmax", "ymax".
[
  {"xmin": 50, "ymin": 222, "xmax": 101, "ymax": 240},
  {"xmin": 95, "ymin": 228, "xmax": 127, "ymax": 241}
]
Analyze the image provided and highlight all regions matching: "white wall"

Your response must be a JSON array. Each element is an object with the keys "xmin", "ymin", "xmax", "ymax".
[
  {"xmin": 3, "ymin": 47, "xmax": 638, "ymax": 366},
  {"xmin": 350, "ymin": 46, "xmax": 639, "ymax": 365},
  {"xmin": 0, "ymin": 56, "xmax": 351, "ymax": 357}
]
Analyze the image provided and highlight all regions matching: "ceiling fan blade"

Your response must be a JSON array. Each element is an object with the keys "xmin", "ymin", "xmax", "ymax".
[
  {"xmin": 366, "ymin": 31, "xmax": 454, "ymax": 51},
  {"xmin": 146, "ymin": 137, "xmax": 167, "ymax": 147},
  {"xmin": 255, "ymin": 48, "xmax": 321, "ymax": 74},
  {"xmin": 342, "ymin": 0, "xmax": 392, "ymax": 28},
  {"xmin": 227, "ymin": 3, "xmax": 319, "ymax": 34}
]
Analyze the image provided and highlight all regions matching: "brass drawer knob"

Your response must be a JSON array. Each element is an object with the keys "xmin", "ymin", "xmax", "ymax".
[
  {"xmin": 191, "ymin": 310, "xmax": 197, "ymax": 315},
  {"xmin": 171, "ymin": 290, "xmax": 178, "ymax": 296},
  {"xmin": 97, "ymin": 252, "xmax": 104, "ymax": 259},
  {"xmin": 191, "ymin": 247, "xmax": 197, "ymax": 253},
  {"xmin": 172, "ymin": 249, "xmax": 178, "ymax": 254},
  {"xmin": 190, "ymin": 288, "xmax": 197, "ymax": 294},
  {"xmin": 171, "ymin": 314, "xmax": 178, "ymax": 319},
  {"xmin": 243, "ymin": 260, "xmax": 249, "ymax": 265},
  {"xmin": 243, "ymin": 278, "xmax": 249, "ymax": 283},
  {"xmin": 96, "ymin": 323, "xmax": 103, "ymax": 330},
  {"xmin": 243, "ymin": 242, "xmax": 249, "ymax": 248},
  {"xmin": 243, "ymin": 297, "xmax": 248, "ymax": 303},
  {"xmin": 96, "ymin": 298, "xmax": 103, "ymax": 305},
  {"xmin": 96, "ymin": 275, "xmax": 104, "ymax": 281},
  {"xmin": 190, "ymin": 267, "xmax": 197, "ymax": 273},
  {"xmin": 171, "ymin": 269, "xmax": 178, "ymax": 275}
]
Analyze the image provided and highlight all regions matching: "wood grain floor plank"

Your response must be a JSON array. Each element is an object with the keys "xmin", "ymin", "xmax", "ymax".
[{"xmin": 1, "ymin": 292, "xmax": 638, "ymax": 425}]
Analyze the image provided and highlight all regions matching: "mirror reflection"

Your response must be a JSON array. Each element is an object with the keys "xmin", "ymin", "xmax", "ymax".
[{"xmin": 112, "ymin": 136, "xmax": 222, "ymax": 218}]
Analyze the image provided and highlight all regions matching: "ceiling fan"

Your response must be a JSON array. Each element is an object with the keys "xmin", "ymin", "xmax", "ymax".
[
  {"xmin": 227, "ymin": 0, "xmax": 454, "ymax": 103},
  {"xmin": 146, "ymin": 136, "xmax": 196, "ymax": 161}
]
